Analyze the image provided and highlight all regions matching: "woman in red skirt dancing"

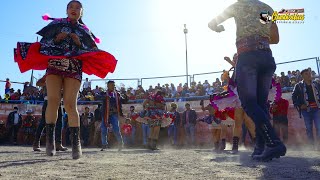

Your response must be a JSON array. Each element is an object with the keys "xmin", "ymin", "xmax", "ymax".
[{"xmin": 14, "ymin": 0, "xmax": 117, "ymax": 159}]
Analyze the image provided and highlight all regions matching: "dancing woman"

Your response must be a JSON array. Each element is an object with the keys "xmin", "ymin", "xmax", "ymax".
[{"xmin": 15, "ymin": 0, "xmax": 117, "ymax": 159}]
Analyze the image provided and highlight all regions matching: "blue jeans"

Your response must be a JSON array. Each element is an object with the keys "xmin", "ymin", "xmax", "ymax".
[
  {"xmin": 236, "ymin": 50, "xmax": 279, "ymax": 142},
  {"xmin": 131, "ymin": 126, "xmax": 136, "ymax": 144},
  {"xmin": 168, "ymin": 125, "xmax": 178, "ymax": 145},
  {"xmin": 184, "ymin": 124, "xmax": 195, "ymax": 145},
  {"xmin": 100, "ymin": 114, "xmax": 123, "ymax": 146},
  {"xmin": 301, "ymin": 108, "xmax": 320, "ymax": 144},
  {"xmin": 142, "ymin": 123, "xmax": 150, "ymax": 145},
  {"xmin": 123, "ymin": 135, "xmax": 131, "ymax": 145}
]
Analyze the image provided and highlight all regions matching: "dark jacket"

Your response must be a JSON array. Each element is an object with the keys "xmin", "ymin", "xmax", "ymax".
[
  {"xmin": 6, "ymin": 111, "xmax": 22, "ymax": 128},
  {"xmin": 292, "ymin": 81, "xmax": 320, "ymax": 108},
  {"xmin": 94, "ymin": 108, "xmax": 102, "ymax": 122},
  {"xmin": 182, "ymin": 109, "xmax": 197, "ymax": 125}
]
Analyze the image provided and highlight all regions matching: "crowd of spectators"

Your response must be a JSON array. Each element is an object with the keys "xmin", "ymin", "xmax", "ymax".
[
  {"xmin": 274, "ymin": 68, "xmax": 319, "ymax": 93},
  {"xmin": 1, "ymin": 68, "xmax": 319, "ymax": 103}
]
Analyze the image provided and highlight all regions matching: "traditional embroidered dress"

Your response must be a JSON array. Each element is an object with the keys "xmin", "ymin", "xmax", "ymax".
[
  {"xmin": 14, "ymin": 18, "xmax": 117, "ymax": 80},
  {"xmin": 137, "ymin": 94, "xmax": 172, "ymax": 127}
]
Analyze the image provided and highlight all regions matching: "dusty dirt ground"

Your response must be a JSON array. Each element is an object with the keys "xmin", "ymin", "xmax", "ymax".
[{"xmin": 0, "ymin": 145, "xmax": 320, "ymax": 180}]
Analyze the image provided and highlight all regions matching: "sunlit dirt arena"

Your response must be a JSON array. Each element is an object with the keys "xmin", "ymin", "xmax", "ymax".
[{"xmin": 0, "ymin": 145, "xmax": 320, "ymax": 180}]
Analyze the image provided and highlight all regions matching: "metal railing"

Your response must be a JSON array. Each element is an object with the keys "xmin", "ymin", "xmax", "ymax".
[{"xmin": 2, "ymin": 56, "xmax": 319, "ymax": 94}]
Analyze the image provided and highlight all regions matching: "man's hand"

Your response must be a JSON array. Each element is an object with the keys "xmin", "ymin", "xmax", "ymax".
[
  {"xmin": 215, "ymin": 25, "xmax": 225, "ymax": 33},
  {"xmin": 224, "ymin": 57, "xmax": 231, "ymax": 61},
  {"xmin": 300, "ymin": 104, "xmax": 308, "ymax": 110}
]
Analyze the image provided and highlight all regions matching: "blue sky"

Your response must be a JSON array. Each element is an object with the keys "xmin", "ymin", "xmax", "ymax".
[{"xmin": 0, "ymin": 0, "xmax": 319, "ymax": 96}]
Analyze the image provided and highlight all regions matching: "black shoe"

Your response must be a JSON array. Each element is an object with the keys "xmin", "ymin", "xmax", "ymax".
[
  {"xmin": 253, "ymin": 123, "xmax": 286, "ymax": 161},
  {"xmin": 56, "ymin": 143, "xmax": 68, "ymax": 151},
  {"xmin": 46, "ymin": 124, "xmax": 56, "ymax": 156},
  {"xmin": 151, "ymin": 139, "xmax": 159, "ymax": 151},
  {"xmin": 231, "ymin": 137, "xmax": 239, "ymax": 154},
  {"xmin": 32, "ymin": 134, "xmax": 41, "ymax": 152},
  {"xmin": 219, "ymin": 139, "xmax": 226, "ymax": 151},
  {"xmin": 101, "ymin": 145, "xmax": 107, "ymax": 151},
  {"xmin": 251, "ymin": 134, "xmax": 265, "ymax": 158},
  {"xmin": 70, "ymin": 127, "xmax": 82, "ymax": 159},
  {"xmin": 253, "ymin": 141, "xmax": 286, "ymax": 162},
  {"xmin": 33, "ymin": 140, "xmax": 41, "ymax": 152}
]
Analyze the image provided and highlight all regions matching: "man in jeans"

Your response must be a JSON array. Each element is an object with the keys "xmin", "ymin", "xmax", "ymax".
[
  {"xmin": 292, "ymin": 69, "xmax": 320, "ymax": 149},
  {"xmin": 209, "ymin": 0, "xmax": 286, "ymax": 161},
  {"xmin": 182, "ymin": 103, "xmax": 197, "ymax": 146},
  {"xmin": 98, "ymin": 81, "xmax": 125, "ymax": 151}
]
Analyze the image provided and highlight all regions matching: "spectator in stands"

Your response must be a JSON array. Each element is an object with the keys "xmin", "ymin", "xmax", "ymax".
[
  {"xmin": 10, "ymin": 92, "xmax": 20, "ymax": 101},
  {"xmin": 17, "ymin": 89, "xmax": 22, "ymax": 96},
  {"xmin": 292, "ymin": 69, "xmax": 320, "ymax": 148},
  {"xmin": 288, "ymin": 71, "xmax": 295, "ymax": 79},
  {"xmin": 203, "ymin": 80, "xmax": 210, "ymax": 89},
  {"xmin": 206, "ymin": 84, "xmax": 214, "ymax": 95},
  {"xmin": 270, "ymin": 98, "xmax": 289, "ymax": 144},
  {"xmin": 181, "ymin": 85, "xmax": 190, "ymax": 97},
  {"xmin": 280, "ymin": 72, "xmax": 291, "ymax": 92},
  {"xmin": 177, "ymin": 83, "xmax": 183, "ymax": 94},
  {"xmin": 6, "ymin": 107, "xmax": 22, "ymax": 145},
  {"xmin": 8, "ymin": 88, "xmax": 14, "ymax": 96},
  {"xmin": 295, "ymin": 70, "xmax": 303, "ymax": 82},
  {"xmin": 170, "ymin": 83, "xmax": 177, "ymax": 97},
  {"xmin": 182, "ymin": 103, "xmax": 197, "ymax": 146},
  {"xmin": 214, "ymin": 78, "xmax": 221, "ymax": 87},
  {"xmin": 83, "ymin": 78, "xmax": 91, "ymax": 91},
  {"xmin": 5, "ymin": 78, "xmax": 11, "ymax": 94},
  {"xmin": 92, "ymin": 85, "xmax": 101, "ymax": 95}
]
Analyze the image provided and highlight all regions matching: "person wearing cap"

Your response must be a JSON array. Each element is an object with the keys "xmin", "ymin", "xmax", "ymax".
[
  {"xmin": 167, "ymin": 103, "xmax": 181, "ymax": 146},
  {"xmin": 97, "ymin": 80, "xmax": 126, "ymax": 151},
  {"xmin": 182, "ymin": 103, "xmax": 197, "ymax": 146},
  {"xmin": 23, "ymin": 110, "xmax": 36, "ymax": 145},
  {"xmin": 292, "ymin": 69, "xmax": 320, "ymax": 149},
  {"xmin": 6, "ymin": 107, "xmax": 22, "ymax": 145}
]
